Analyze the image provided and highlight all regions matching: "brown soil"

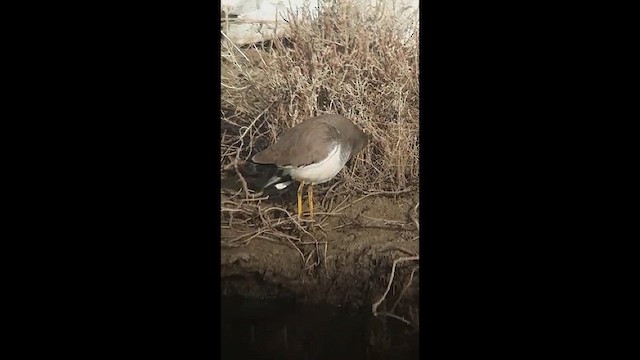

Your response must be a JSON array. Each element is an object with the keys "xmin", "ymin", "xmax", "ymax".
[{"xmin": 221, "ymin": 179, "xmax": 420, "ymax": 327}]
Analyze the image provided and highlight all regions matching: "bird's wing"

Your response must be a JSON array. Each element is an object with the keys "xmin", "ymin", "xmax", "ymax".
[{"xmin": 253, "ymin": 120, "xmax": 340, "ymax": 168}]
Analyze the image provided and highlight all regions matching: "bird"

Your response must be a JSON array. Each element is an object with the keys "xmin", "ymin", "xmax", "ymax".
[{"xmin": 251, "ymin": 114, "xmax": 369, "ymax": 220}]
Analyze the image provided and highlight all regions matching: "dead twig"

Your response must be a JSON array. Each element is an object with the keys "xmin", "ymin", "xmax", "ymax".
[
  {"xmin": 333, "ymin": 188, "xmax": 413, "ymax": 213},
  {"xmin": 233, "ymin": 160, "xmax": 252, "ymax": 200},
  {"xmin": 357, "ymin": 215, "xmax": 414, "ymax": 231}
]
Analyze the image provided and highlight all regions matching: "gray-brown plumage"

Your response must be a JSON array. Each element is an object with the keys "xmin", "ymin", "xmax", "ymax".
[{"xmin": 252, "ymin": 114, "xmax": 368, "ymax": 219}]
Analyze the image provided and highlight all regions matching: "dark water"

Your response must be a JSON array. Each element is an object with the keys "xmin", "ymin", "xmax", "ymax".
[{"xmin": 221, "ymin": 296, "xmax": 419, "ymax": 360}]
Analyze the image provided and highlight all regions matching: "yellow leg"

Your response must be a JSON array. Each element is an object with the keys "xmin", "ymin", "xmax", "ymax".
[
  {"xmin": 308, "ymin": 184, "xmax": 314, "ymax": 220},
  {"xmin": 297, "ymin": 181, "xmax": 305, "ymax": 219}
]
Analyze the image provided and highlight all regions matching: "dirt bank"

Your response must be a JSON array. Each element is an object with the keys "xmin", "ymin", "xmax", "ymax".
[{"xmin": 221, "ymin": 186, "xmax": 420, "ymax": 327}]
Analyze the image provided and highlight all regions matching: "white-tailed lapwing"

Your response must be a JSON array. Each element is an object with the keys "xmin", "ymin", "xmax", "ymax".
[{"xmin": 252, "ymin": 114, "xmax": 369, "ymax": 219}]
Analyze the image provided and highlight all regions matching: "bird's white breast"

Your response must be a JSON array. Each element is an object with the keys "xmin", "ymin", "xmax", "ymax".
[{"xmin": 289, "ymin": 144, "xmax": 349, "ymax": 185}]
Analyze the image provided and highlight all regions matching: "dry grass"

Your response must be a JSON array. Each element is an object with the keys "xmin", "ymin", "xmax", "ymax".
[{"xmin": 221, "ymin": 0, "xmax": 419, "ymax": 192}]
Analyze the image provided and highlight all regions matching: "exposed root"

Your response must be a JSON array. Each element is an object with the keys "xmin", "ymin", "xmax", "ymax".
[
  {"xmin": 371, "ymin": 255, "xmax": 420, "ymax": 326},
  {"xmin": 410, "ymin": 202, "xmax": 419, "ymax": 231}
]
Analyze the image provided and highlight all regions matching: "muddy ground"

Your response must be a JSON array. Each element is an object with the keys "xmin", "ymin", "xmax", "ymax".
[{"xmin": 221, "ymin": 178, "xmax": 420, "ymax": 327}]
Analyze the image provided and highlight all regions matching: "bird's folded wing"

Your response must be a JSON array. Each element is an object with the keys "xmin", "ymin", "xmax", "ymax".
[{"xmin": 253, "ymin": 121, "xmax": 339, "ymax": 168}]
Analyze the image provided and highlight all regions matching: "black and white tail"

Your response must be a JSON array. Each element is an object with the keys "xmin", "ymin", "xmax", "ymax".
[{"xmin": 241, "ymin": 161, "xmax": 294, "ymax": 192}]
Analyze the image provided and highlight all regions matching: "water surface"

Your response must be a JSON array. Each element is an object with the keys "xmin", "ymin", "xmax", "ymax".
[{"xmin": 221, "ymin": 296, "xmax": 418, "ymax": 359}]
